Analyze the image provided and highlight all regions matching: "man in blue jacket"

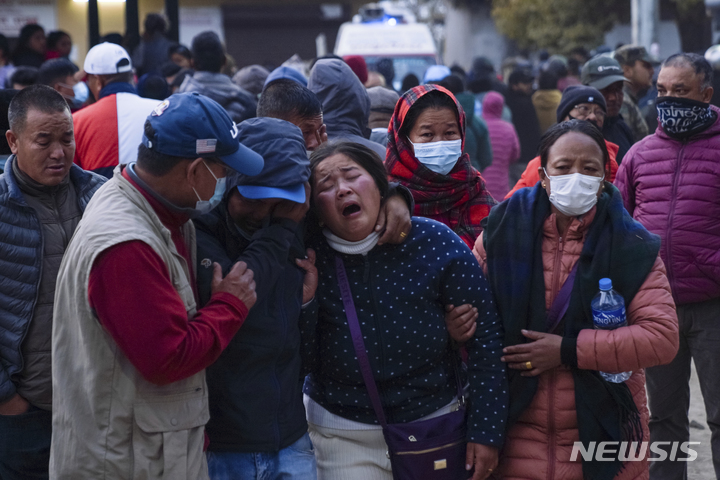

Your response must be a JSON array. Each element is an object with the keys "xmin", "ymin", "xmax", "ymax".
[
  {"xmin": 195, "ymin": 116, "xmax": 413, "ymax": 479},
  {"xmin": 195, "ymin": 117, "xmax": 316, "ymax": 478},
  {"xmin": 0, "ymin": 85, "xmax": 104, "ymax": 479}
]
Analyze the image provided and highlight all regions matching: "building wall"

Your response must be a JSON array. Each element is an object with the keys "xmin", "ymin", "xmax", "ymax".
[
  {"xmin": 444, "ymin": 2, "xmax": 508, "ymax": 73},
  {"xmin": 57, "ymin": 0, "xmax": 366, "ymax": 66}
]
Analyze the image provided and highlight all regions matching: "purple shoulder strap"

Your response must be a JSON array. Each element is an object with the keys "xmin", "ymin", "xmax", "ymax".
[
  {"xmin": 335, "ymin": 256, "xmax": 389, "ymax": 428},
  {"xmin": 546, "ymin": 262, "xmax": 578, "ymax": 333}
]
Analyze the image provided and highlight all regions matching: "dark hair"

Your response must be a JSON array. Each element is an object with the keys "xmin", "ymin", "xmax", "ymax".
[
  {"xmin": 136, "ymin": 120, "xmax": 184, "ymax": 176},
  {"xmin": 569, "ymin": 46, "xmax": 589, "ymax": 60},
  {"xmin": 0, "ymin": 34, "xmax": 10, "ymax": 62},
  {"xmin": 100, "ymin": 33, "xmax": 123, "ymax": 46},
  {"xmin": 169, "ymin": 43, "xmax": 192, "ymax": 60},
  {"xmin": 375, "ymin": 58, "xmax": 395, "ymax": 85},
  {"xmin": 663, "ymin": 53, "xmax": 714, "ymax": 90},
  {"xmin": 508, "ymin": 68, "xmax": 534, "ymax": 86},
  {"xmin": 8, "ymin": 84, "xmax": 70, "ymax": 134},
  {"xmin": 160, "ymin": 61, "xmax": 182, "ymax": 78},
  {"xmin": 170, "ymin": 68, "xmax": 192, "ymax": 89},
  {"xmin": 38, "ymin": 58, "xmax": 76, "ymax": 87},
  {"xmin": 191, "ymin": 32, "xmax": 225, "ymax": 73},
  {"xmin": 137, "ymin": 74, "xmax": 169, "ymax": 100},
  {"xmin": 450, "ymin": 65, "xmax": 467, "ymax": 78},
  {"xmin": 399, "ymin": 89, "xmax": 459, "ymax": 138},
  {"xmin": 14, "ymin": 24, "xmax": 44, "ymax": 55},
  {"xmin": 309, "ymin": 141, "xmax": 389, "ymax": 200},
  {"xmin": 0, "ymin": 89, "xmax": 19, "ymax": 155},
  {"xmin": 545, "ymin": 59, "xmax": 568, "ymax": 78},
  {"xmin": 46, "ymin": 30, "xmax": 70, "ymax": 51},
  {"xmin": 438, "ymin": 74, "xmax": 465, "ymax": 95},
  {"xmin": 144, "ymin": 14, "xmax": 167, "ymax": 36},
  {"xmin": 537, "ymin": 70, "xmax": 559, "ymax": 90},
  {"xmin": 401, "ymin": 73, "xmax": 419, "ymax": 93},
  {"xmin": 538, "ymin": 119, "xmax": 609, "ymax": 169},
  {"xmin": 10, "ymin": 66, "xmax": 39, "ymax": 88},
  {"xmin": 567, "ymin": 58, "xmax": 581, "ymax": 77},
  {"xmin": 468, "ymin": 74, "xmax": 493, "ymax": 94},
  {"xmin": 257, "ymin": 79, "xmax": 322, "ymax": 120}
]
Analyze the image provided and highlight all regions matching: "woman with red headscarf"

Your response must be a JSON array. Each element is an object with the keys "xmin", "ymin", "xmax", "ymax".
[{"xmin": 384, "ymin": 84, "xmax": 496, "ymax": 248}]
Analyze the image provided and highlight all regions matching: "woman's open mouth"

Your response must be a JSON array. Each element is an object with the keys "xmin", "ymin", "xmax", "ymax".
[{"xmin": 342, "ymin": 203, "xmax": 361, "ymax": 217}]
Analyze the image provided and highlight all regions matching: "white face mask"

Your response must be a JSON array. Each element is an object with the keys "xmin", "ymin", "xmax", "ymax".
[
  {"xmin": 410, "ymin": 139, "xmax": 462, "ymax": 175},
  {"xmin": 543, "ymin": 168, "xmax": 604, "ymax": 217}
]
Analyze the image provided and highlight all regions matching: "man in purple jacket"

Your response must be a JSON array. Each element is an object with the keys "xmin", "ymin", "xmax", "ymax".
[{"xmin": 615, "ymin": 53, "xmax": 720, "ymax": 480}]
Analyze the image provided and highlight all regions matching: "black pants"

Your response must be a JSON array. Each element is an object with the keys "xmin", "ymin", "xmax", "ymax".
[
  {"xmin": 0, "ymin": 406, "xmax": 51, "ymax": 480},
  {"xmin": 647, "ymin": 297, "xmax": 720, "ymax": 480}
]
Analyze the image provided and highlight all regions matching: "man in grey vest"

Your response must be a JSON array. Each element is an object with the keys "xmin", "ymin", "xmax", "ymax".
[
  {"xmin": 50, "ymin": 92, "xmax": 262, "ymax": 479},
  {"xmin": 0, "ymin": 85, "xmax": 105, "ymax": 480}
]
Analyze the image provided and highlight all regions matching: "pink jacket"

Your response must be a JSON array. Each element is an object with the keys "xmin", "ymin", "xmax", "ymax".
[
  {"xmin": 473, "ymin": 208, "xmax": 679, "ymax": 480},
  {"xmin": 481, "ymin": 91, "xmax": 520, "ymax": 200},
  {"xmin": 615, "ymin": 108, "xmax": 720, "ymax": 305}
]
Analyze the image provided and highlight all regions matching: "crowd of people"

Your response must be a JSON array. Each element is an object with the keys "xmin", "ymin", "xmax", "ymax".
[{"xmin": 0, "ymin": 13, "xmax": 718, "ymax": 480}]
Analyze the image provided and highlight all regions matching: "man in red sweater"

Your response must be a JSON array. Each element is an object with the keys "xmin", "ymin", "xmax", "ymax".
[{"xmin": 50, "ymin": 92, "xmax": 265, "ymax": 479}]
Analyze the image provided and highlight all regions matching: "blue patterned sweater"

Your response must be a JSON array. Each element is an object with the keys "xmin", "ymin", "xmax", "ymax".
[{"xmin": 301, "ymin": 217, "xmax": 508, "ymax": 446}]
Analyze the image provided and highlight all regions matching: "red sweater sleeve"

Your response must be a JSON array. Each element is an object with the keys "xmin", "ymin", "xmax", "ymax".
[{"xmin": 89, "ymin": 240, "xmax": 248, "ymax": 385}]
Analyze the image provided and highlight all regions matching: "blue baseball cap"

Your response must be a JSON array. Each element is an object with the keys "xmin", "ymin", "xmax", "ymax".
[
  {"xmin": 233, "ymin": 117, "xmax": 309, "ymax": 203},
  {"xmin": 264, "ymin": 66, "xmax": 308, "ymax": 88},
  {"xmin": 142, "ymin": 92, "xmax": 264, "ymax": 176}
]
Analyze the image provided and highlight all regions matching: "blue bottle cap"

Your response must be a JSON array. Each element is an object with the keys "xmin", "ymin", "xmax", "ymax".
[{"xmin": 599, "ymin": 278, "xmax": 613, "ymax": 291}]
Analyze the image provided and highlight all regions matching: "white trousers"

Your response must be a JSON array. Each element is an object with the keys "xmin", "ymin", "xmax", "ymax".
[{"xmin": 308, "ymin": 422, "xmax": 393, "ymax": 480}]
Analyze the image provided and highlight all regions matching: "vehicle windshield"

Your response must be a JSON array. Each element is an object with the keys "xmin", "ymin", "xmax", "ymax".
[{"xmin": 363, "ymin": 56, "xmax": 437, "ymax": 92}]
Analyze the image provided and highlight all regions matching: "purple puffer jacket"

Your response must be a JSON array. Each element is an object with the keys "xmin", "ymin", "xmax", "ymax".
[
  {"xmin": 481, "ymin": 91, "xmax": 520, "ymax": 200},
  {"xmin": 615, "ymin": 106, "xmax": 720, "ymax": 305}
]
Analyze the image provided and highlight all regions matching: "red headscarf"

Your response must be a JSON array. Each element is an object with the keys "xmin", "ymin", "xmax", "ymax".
[{"xmin": 384, "ymin": 84, "xmax": 496, "ymax": 248}]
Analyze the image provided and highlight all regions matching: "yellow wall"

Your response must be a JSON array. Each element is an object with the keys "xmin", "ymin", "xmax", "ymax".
[{"xmin": 58, "ymin": 0, "xmax": 366, "ymax": 65}]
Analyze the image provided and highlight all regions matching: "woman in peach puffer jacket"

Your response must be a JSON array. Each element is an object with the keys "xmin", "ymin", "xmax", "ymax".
[{"xmin": 451, "ymin": 120, "xmax": 679, "ymax": 480}]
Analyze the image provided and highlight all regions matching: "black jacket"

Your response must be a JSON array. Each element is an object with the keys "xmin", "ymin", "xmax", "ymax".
[
  {"xmin": 505, "ymin": 90, "xmax": 542, "ymax": 164},
  {"xmin": 195, "ymin": 204, "xmax": 308, "ymax": 453},
  {"xmin": 603, "ymin": 115, "xmax": 635, "ymax": 164}
]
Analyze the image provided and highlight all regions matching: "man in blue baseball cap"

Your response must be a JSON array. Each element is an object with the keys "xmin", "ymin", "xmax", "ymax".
[
  {"xmin": 50, "ymin": 92, "xmax": 263, "ymax": 479},
  {"xmin": 194, "ymin": 116, "xmax": 316, "ymax": 479}
]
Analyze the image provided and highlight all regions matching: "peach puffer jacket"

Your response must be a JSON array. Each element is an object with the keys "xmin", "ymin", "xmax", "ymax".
[{"xmin": 473, "ymin": 208, "xmax": 679, "ymax": 480}]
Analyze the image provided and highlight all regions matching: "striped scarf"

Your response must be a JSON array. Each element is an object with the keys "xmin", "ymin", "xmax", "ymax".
[{"xmin": 384, "ymin": 84, "xmax": 496, "ymax": 248}]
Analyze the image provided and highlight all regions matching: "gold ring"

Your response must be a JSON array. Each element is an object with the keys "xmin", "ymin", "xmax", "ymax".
[
  {"xmin": 399, "ymin": 231, "xmax": 407, "ymax": 238},
  {"xmin": 525, "ymin": 361, "xmax": 532, "ymax": 370}
]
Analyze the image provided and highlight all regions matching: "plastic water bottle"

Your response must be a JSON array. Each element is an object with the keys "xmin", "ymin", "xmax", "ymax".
[{"xmin": 591, "ymin": 278, "xmax": 632, "ymax": 383}]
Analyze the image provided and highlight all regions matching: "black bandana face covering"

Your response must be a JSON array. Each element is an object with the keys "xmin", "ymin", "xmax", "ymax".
[{"xmin": 656, "ymin": 96, "xmax": 717, "ymax": 139}]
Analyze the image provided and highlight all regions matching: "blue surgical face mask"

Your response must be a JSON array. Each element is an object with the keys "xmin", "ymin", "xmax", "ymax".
[
  {"xmin": 410, "ymin": 139, "xmax": 463, "ymax": 175},
  {"xmin": 192, "ymin": 160, "xmax": 226, "ymax": 216},
  {"xmin": 73, "ymin": 81, "xmax": 89, "ymax": 103}
]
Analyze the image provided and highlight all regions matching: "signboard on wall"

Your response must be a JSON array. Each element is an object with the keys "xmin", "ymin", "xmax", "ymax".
[
  {"xmin": 0, "ymin": 0, "xmax": 57, "ymax": 37},
  {"xmin": 179, "ymin": 7, "xmax": 225, "ymax": 47}
]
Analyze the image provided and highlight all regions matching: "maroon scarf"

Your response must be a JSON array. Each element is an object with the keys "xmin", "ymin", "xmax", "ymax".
[{"xmin": 384, "ymin": 84, "xmax": 496, "ymax": 248}]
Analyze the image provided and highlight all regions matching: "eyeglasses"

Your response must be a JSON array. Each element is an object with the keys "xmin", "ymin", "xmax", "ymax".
[{"xmin": 572, "ymin": 104, "xmax": 606, "ymax": 120}]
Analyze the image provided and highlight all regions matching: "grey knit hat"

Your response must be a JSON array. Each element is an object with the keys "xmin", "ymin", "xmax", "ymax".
[{"xmin": 232, "ymin": 65, "xmax": 270, "ymax": 96}]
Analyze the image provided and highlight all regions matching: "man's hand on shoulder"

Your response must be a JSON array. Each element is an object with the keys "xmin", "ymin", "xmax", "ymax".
[
  {"xmin": 211, "ymin": 261, "xmax": 257, "ymax": 310},
  {"xmin": 273, "ymin": 183, "xmax": 311, "ymax": 224},
  {"xmin": 376, "ymin": 193, "xmax": 412, "ymax": 245}
]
